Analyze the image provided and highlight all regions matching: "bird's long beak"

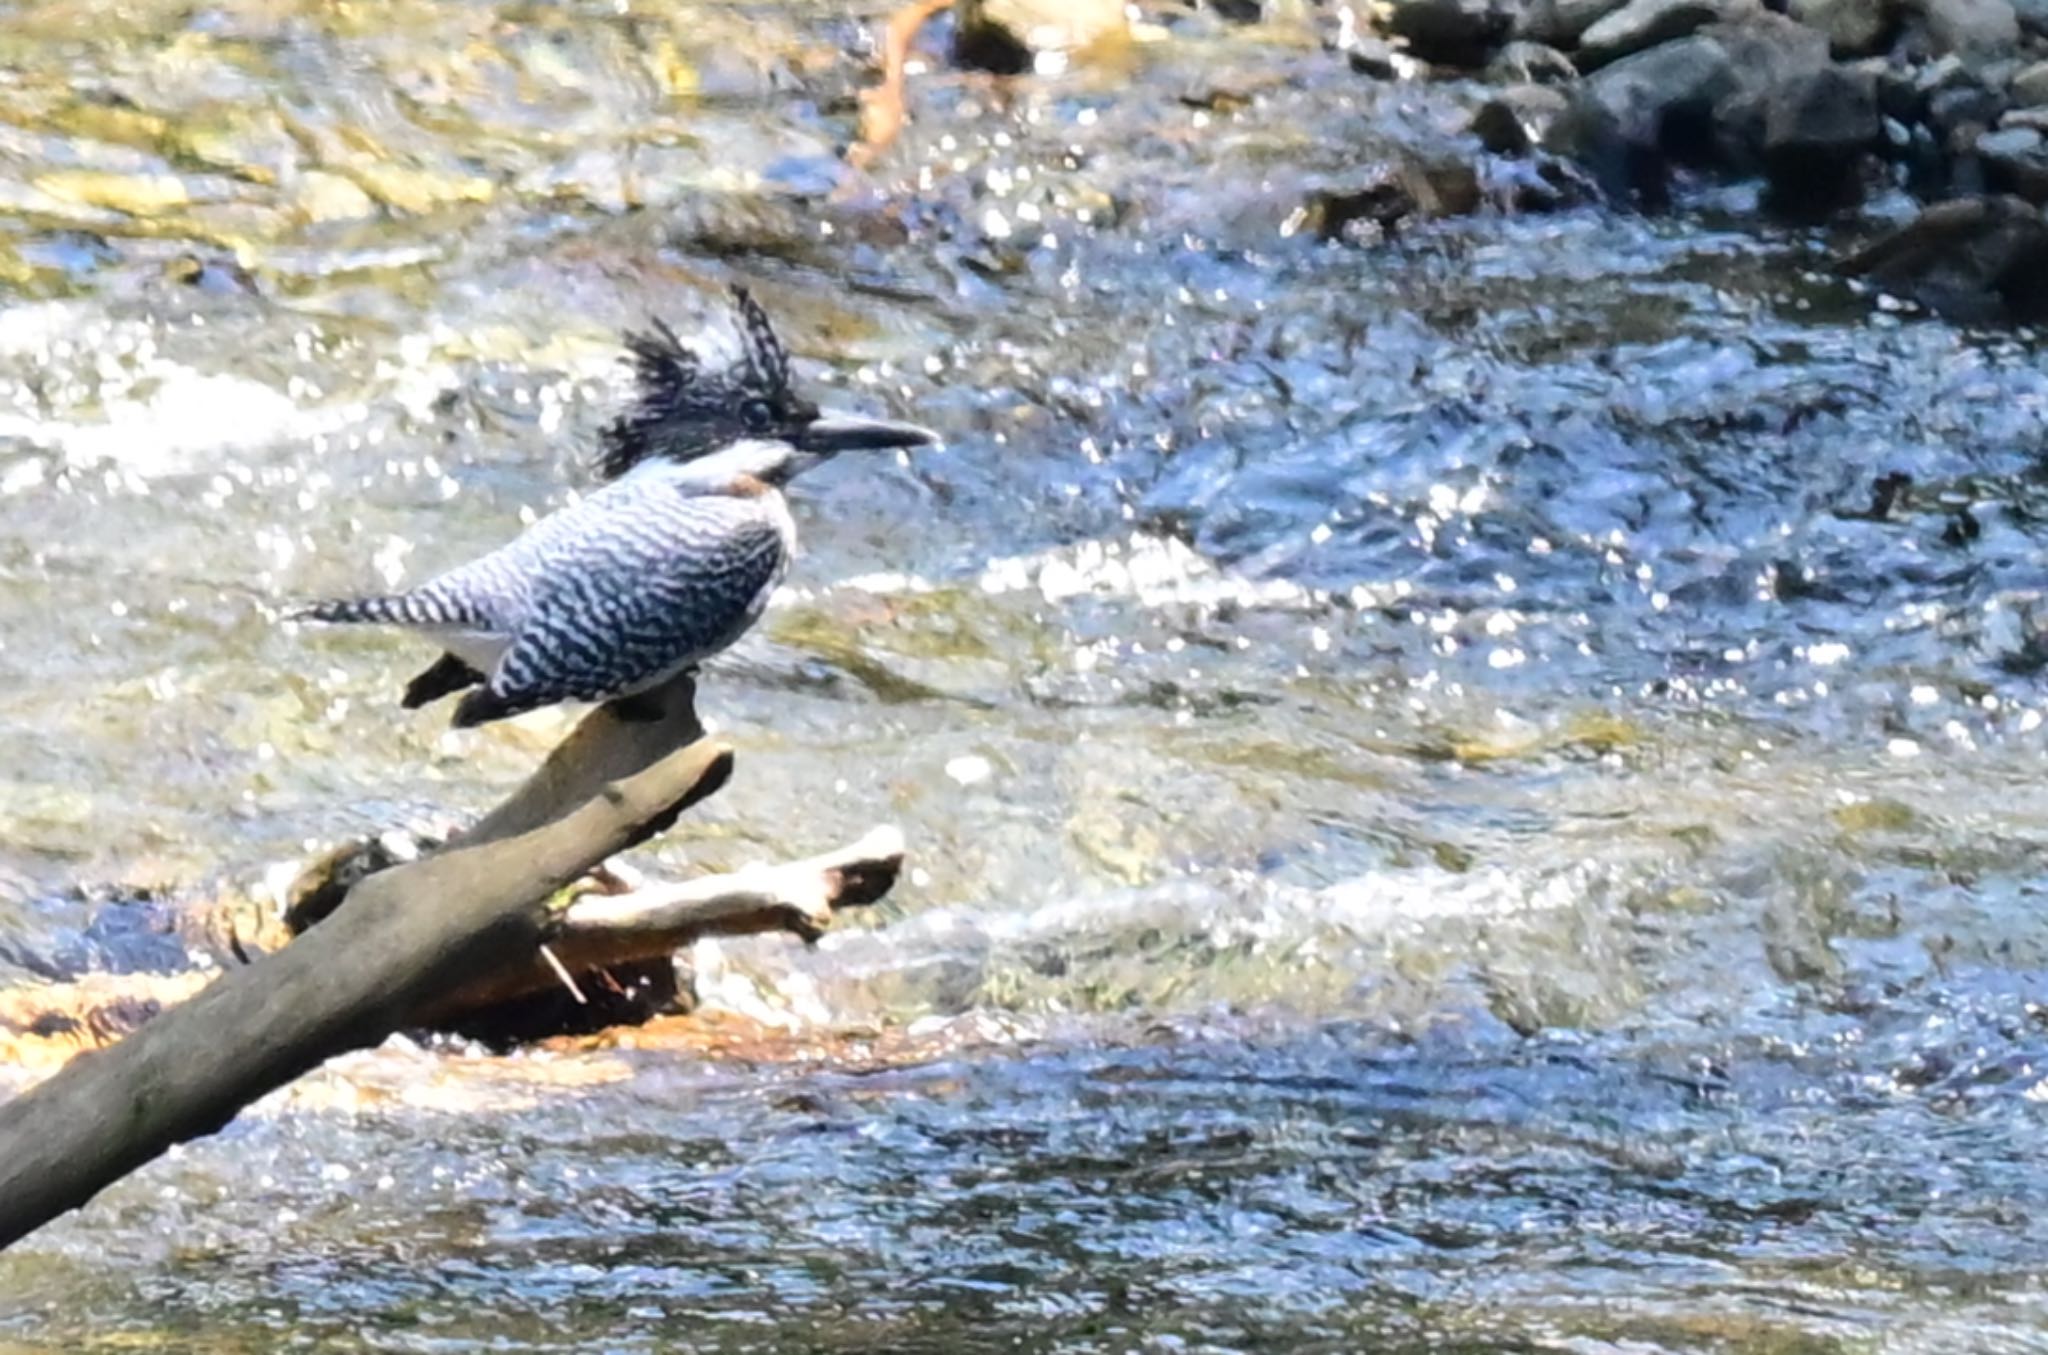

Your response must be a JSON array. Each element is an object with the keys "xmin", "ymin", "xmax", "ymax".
[{"xmin": 799, "ymin": 411, "xmax": 940, "ymax": 452}]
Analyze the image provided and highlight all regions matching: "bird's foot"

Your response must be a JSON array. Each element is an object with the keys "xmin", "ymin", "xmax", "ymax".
[
  {"xmin": 403, "ymin": 653, "xmax": 486, "ymax": 708},
  {"xmin": 606, "ymin": 691, "xmax": 670, "ymax": 724},
  {"xmin": 451, "ymin": 688, "xmax": 517, "ymax": 728}
]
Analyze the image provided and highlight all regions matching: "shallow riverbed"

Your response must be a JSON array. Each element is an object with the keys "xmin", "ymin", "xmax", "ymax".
[{"xmin": 3, "ymin": 0, "xmax": 2048, "ymax": 1349}]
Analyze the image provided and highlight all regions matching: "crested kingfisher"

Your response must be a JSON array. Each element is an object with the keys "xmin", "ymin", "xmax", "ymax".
[{"xmin": 296, "ymin": 285, "xmax": 938, "ymax": 727}]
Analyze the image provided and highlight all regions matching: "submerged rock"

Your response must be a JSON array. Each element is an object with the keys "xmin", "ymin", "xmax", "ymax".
[
  {"xmin": 1303, "ymin": 132, "xmax": 1592, "ymax": 242},
  {"xmin": 291, "ymin": 170, "xmax": 378, "ymax": 224},
  {"xmin": 1307, "ymin": 157, "xmax": 1480, "ymax": 239},
  {"xmin": 1836, "ymin": 193, "xmax": 2048, "ymax": 321}
]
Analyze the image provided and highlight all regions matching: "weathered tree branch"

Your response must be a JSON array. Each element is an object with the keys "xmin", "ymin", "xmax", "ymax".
[
  {"xmin": 565, "ymin": 825, "xmax": 907, "ymax": 939},
  {"xmin": 422, "ymin": 827, "xmax": 907, "ymax": 1019},
  {"xmin": 0, "ymin": 677, "xmax": 729, "ymax": 1252},
  {"xmin": 464, "ymin": 675, "xmax": 706, "ymax": 848},
  {"xmin": 4, "ymin": 826, "xmax": 907, "ymax": 1053},
  {"xmin": 0, "ymin": 672, "xmax": 915, "ymax": 1251}
]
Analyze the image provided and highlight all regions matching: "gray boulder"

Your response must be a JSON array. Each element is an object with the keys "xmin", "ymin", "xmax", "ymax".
[
  {"xmin": 1516, "ymin": 0, "xmax": 1634, "ymax": 46},
  {"xmin": 2011, "ymin": 59, "xmax": 2048, "ymax": 105},
  {"xmin": 1977, "ymin": 126, "xmax": 2048, "ymax": 200},
  {"xmin": 1547, "ymin": 12, "xmax": 1841, "ymax": 202},
  {"xmin": 1546, "ymin": 34, "xmax": 1738, "ymax": 200},
  {"xmin": 1698, "ymin": 12, "xmax": 1837, "ymax": 164},
  {"xmin": 1909, "ymin": 0, "xmax": 2021, "ymax": 58},
  {"xmin": 1576, "ymin": 0, "xmax": 1760, "ymax": 71}
]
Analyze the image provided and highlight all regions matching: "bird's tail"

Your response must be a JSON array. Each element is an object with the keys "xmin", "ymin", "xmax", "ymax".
[{"xmin": 291, "ymin": 593, "xmax": 461, "ymax": 627}]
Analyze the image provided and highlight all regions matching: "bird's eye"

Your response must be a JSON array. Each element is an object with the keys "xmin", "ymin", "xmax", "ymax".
[{"xmin": 740, "ymin": 398, "xmax": 774, "ymax": 432}]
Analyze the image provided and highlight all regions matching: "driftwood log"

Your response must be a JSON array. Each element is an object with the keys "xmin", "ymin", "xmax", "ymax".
[{"xmin": 0, "ymin": 676, "xmax": 907, "ymax": 1251}]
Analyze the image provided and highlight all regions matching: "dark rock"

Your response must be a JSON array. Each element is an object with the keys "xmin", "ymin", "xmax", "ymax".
[
  {"xmin": 165, "ymin": 254, "xmax": 259, "ymax": 296},
  {"xmin": 2012, "ymin": 59, "xmax": 2048, "ymax": 104},
  {"xmin": 1910, "ymin": 0, "xmax": 2021, "ymax": 57},
  {"xmin": 1927, "ymin": 80, "xmax": 2007, "ymax": 137},
  {"xmin": 1307, "ymin": 155, "xmax": 1486, "ymax": 241},
  {"xmin": 1384, "ymin": 0, "xmax": 1518, "ymax": 66},
  {"xmin": 286, "ymin": 828, "xmax": 445, "ymax": 934},
  {"xmin": 1867, "ymin": 470, "xmax": 1914, "ymax": 521},
  {"xmin": 954, "ymin": 0, "xmax": 1128, "ymax": 73},
  {"xmin": 1345, "ymin": 36, "xmax": 1407, "ymax": 78},
  {"xmin": 1947, "ymin": 121, "xmax": 1995, "ymax": 193},
  {"xmin": 1517, "ymin": 0, "xmax": 1633, "ymax": 45},
  {"xmin": 1576, "ymin": 0, "xmax": 1761, "ymax": 71},
  {"xmin": 1836, "ymin": 193, "xmax": 2048, "ymax": 321},
  {"xmin": 1762, "ymin": 65, "xmax": 1882, "ymax": 213},
  {"xmin": 1871, "ymin": 59, "xmax": 1926, "ymax": 121},
  {"xmin": 1977, "ymin": 125, "xmax": 2048, "ymax": 199},
  {"xmin": 1787, "ymin": 0, "xmax": 1901, "ymax": 55},
  {"xmin": 1489, "ymin": 38, "xmax": 1580, "ymax": 82},
  {"xmin": 1308, "ymin": 182, "xmax": 1419, "ymax": 242},
  {"xmin": 1471, "ymin": 99, "xmax": 1536, "ymax": 154},
  {"xmin": 2017, "ymin": 0, "xmax": 2048, "ymax": 35},
  {"xmin": 1469, "ymin": 88, "xmax": 1578, "ymax": 158}
]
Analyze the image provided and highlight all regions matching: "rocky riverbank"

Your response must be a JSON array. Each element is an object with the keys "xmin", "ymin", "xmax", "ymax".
[
  {"xmin": 954, "ymin": 0, "xmax": 2048, "ymax": 321},
  {"xmin": 1375, "ymin": 0, "xmax": 2048, "ymax": 317}
]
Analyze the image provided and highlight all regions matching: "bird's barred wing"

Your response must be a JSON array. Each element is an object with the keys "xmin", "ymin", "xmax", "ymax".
[{"xmin": 487, "ymin": 495, "xmax": 787, "ymax": 710}]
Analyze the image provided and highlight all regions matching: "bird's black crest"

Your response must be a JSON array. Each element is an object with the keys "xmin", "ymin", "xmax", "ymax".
[
  {"xmin": 733, "ymin": 286, "xmax": 792, "ymax": 394},
  {"xmin": 596, "ymin": 284, "xmax": 802, "ymax": 481}
]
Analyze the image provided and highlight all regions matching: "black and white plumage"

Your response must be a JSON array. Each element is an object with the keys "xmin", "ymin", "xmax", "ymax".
[{"xmin": 297, "ymin": 287, "xmax": 938, "ymax": 727}]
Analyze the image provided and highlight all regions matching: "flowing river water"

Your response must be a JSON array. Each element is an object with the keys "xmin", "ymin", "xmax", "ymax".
[{"xmin": 3, "ymin": 1, "xmax": 2048, "ymax": 1350}]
